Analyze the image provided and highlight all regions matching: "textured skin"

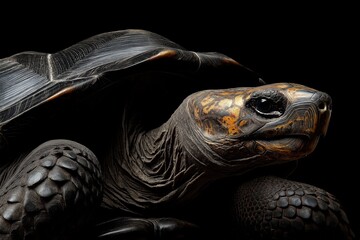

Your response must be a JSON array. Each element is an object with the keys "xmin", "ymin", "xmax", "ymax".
[
  {"xmin": 0, "ymin": 140, "xmax": 102, "ymax": 239},
  {"xmin": 232, "ymin": 175, "xmax": 355, "ymax": 240}
]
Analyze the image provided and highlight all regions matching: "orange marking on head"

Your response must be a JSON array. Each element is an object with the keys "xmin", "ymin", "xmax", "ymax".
[
  {"xmin": 234, "ymin": 95, "xmax": 244, "ymax": 106},
  {"xmin": 218, "ymin": 99, "xmax": 233, "ymax": 108},
  {"xmin": 46, "ymin": 87, "xmax": 75, "ymax": 102},
  {"xmin": 239, "ymin": 120, "xmax": 248, "ymax": 127},
  {"xmin": 222, "ymin": 115, "xmax": 240, "ymax": 135},
  {"xmin": 219, "ymin": 91, "xmax": 235, "ymax": 96},
  {"xmin": 228, "ymin": 106, "xmax": 240, "ymax": 118},
  {"xmin": 203, "ymin": 104, "xmax": 216, "ymax": 114},
  {"xmin": 193, "ymin": 106, "xmax": 200, "ymax": 120},
  {"xmin": 200, "ymin": 96, "xmax": 214, "ymax": 106},
  {"xmin": 274, "ymin": 83, "xmax": 291, "ymax": 89}
]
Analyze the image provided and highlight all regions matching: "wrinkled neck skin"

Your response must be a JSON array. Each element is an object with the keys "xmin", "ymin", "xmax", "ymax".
[{"xmin": 101, "ymin": 96, "xmax": 266, "ymax": 215}]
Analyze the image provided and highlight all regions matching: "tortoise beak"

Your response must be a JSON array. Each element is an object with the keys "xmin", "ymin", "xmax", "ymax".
[{"xmin": 311, "ymin": 92, "xmax": 332, "ymax": 137}]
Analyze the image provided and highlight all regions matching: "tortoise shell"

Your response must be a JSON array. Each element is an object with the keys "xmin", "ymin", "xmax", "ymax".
[
  {"xmin": 0, "ymin": 29, "xmax": 261, "ymax": 126},
  {"xmin": 0, "ymin": 29, "xmax": 262, "ymax": 156}
]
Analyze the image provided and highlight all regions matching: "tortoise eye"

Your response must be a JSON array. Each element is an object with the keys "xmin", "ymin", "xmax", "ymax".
[{"xmin": 247, "ymin": 97, "xmax": 285, "ymax": 118}]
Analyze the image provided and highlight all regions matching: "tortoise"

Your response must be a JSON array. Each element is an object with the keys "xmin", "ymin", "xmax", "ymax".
[{"xmin": 0, "ymin": 29, "xmax": 354, "ymax": 240}]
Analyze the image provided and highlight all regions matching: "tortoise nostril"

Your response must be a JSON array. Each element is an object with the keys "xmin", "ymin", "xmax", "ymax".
[
  {"xmin": 318, "ymin": 102, "xmax": 326, "ymax": 111},
  {"xmin": 311, "ymin": 92, "xmax": 332, "ymax": 113}
]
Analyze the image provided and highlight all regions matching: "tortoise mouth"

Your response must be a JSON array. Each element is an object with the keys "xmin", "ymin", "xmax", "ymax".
[
  {"xmin": 255, "ymin": 135, "xmax": 308, "ymax": 146},
  {"xmin": 254, "ymin": 133, "xmax": 310, "ymax": 141},
  {"xmin": 253, "ymin": 134, "xmax": 318, "ymax": 157},
  {"xmin": 242, "ymin": 132, "xmax": 311, "ymax": 142}
]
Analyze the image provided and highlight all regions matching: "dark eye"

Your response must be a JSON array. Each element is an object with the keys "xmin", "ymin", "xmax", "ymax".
[{"xmin": 248, "ymin": 97, "xmax": 285, "ymax": 118}]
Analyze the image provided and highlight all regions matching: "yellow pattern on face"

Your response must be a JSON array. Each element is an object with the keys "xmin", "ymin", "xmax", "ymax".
[
  {"xmin": 218, "ymin": 99, "xmax": 233, "ymax": 108},
  {"xmin": 203, "ymin": 104, "xmax": 216, "ymax": 114},
  {"xmin": 222, "ymin": 114, "xmax": 240, "ymax": 135},
  {"xmin": 228, "ymin": 106, "xmax": 240, "ymax": 118},
  {"xmin": 200, "ymin": 96, "xmax": 214, "ymax": 106},
  {"xmin": 239, "ymin": 119, "xmax": 248, "ymax": 127},
  {"xmin": 220, "ymin": 106, "xmax": 241, "ymax": 135},
  {"xmin": 193, "ymin": 105, "xmax": 200, "ymax": 120},
  {"xmin": 190, "ymin": 89, "xmax": 246, "ymax": 137},
  {"xmin": 234, "ymin": 95, "xmax": 244, "ymax": 106}
]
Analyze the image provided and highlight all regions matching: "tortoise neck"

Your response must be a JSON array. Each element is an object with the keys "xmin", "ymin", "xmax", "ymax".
[{"xmin": 101, "ymin": 101, "xmax": 215, "ymax": 214}]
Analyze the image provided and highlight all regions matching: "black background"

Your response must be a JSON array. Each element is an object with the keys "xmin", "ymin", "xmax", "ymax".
[{"xmin": 1, "ymin": 3, "xmax": 357, "ymax": 237}]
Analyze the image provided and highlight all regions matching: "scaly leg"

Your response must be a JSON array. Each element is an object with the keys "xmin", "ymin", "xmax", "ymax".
[
  {"xmin": 232, "ymin": 175, "xmax": 355, "ymax": 240},
  {"xmin": 0, "ymin": 139, "xmax": 102, "ymax": 239}
]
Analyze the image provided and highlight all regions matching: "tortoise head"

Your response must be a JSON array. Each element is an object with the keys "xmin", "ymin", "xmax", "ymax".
[{"xmin": 185, "ymin": 82, "xmax": 332, "ymax": 168}]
